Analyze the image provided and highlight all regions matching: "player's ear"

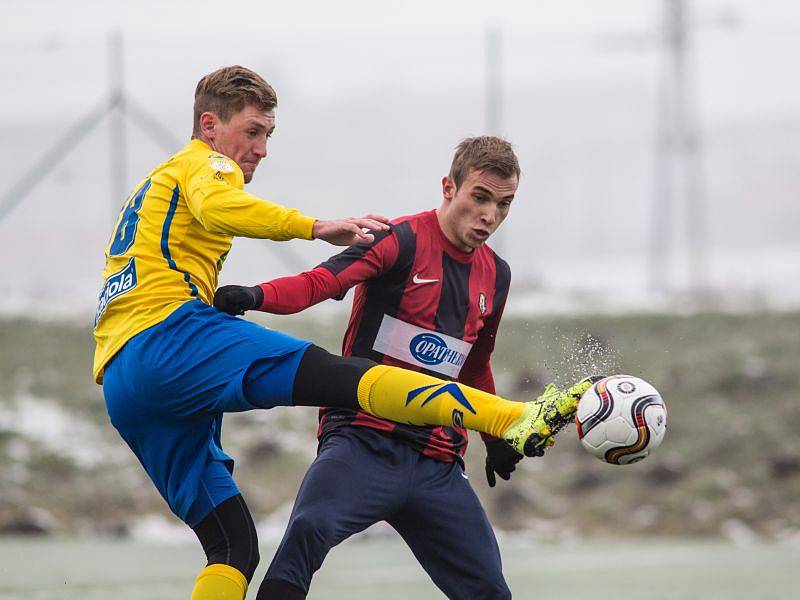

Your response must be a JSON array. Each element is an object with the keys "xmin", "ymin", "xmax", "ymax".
[
  {"xmin": 442, "ymin": 176, "xmax": 456, "ymax": 202},
  {"xmin": 199, "ymin": 111, "xmax": 219, "ymax": 140}
]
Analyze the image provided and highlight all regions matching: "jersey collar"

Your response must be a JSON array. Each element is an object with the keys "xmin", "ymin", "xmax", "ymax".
[
  {"xmin": 428, "ymin": 210, "xmax": 479, "ymax": 264},
  {"xmin": 188, "ymin": 138, "xmax": 213, "ymax": 152}
]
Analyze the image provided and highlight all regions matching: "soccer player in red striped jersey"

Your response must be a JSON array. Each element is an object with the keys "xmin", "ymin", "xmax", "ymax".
[
  {"xmin": 215, "ymin": 137, "xmax": 596, "ymax": 599},
  {"xmin": 263, "ymin": 185, "xmax": 513, "ymax": 465}
]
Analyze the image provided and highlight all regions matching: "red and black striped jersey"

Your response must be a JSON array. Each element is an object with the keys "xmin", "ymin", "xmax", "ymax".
[{"xmin": 258, "ymin": 210, "xmax": 510, "ymax": 462}]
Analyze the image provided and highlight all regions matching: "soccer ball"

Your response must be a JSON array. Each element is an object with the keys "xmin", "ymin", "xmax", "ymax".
[{"xmin": 575, "ymin": 375, "xmax": 667, "ymax": 465}]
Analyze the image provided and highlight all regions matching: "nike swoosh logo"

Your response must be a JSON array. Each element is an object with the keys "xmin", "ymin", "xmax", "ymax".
[{"xmin": 412, "ymin": 273, "xmax": 438, "ymax": 284}]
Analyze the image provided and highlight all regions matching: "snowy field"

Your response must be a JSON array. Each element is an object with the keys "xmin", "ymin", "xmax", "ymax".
[{"xmin": 0, "ymin": 536, "xmax": 797, "ymax": 599}]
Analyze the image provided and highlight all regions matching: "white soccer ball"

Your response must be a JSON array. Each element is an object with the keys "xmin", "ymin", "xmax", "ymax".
[{"xmin": 575, "ymin": 375, "xmax": 667, "ymax": 465}]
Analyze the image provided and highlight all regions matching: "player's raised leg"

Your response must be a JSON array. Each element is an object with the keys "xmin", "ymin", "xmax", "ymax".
[
  {"xmin": 356, "ymin": 365, "xmax": 603, "ymax": 455},
  {"xmin": 281, "ymin": 345, "xmax": 599, "ymax": 456}
]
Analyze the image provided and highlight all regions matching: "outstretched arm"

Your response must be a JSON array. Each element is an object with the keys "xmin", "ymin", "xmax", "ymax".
[
  {"xmin": 183, "ymin": 151, "xmax": 388, "ymax": 243},
  {"xmin": 257, "ymin": 267, "xmax": 344, "ymax": 314},
  {"xmin": 312, "ymin": 215, "xmax": 390, "ymax": 246},
  {"xmin": 214, "ymin": 228, "xmax": 399, "ymax": 315}
]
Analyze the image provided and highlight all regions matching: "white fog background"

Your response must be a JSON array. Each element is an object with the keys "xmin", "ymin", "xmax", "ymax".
[{"xmin": 1, "ymin": 0, "xmax": 799, "ymax": 319}]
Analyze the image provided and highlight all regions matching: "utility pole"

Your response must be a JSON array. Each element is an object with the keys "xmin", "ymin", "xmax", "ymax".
[
  {"xmin": 485, "ymin": 26, "xmax": 506, "ymax": 256},
  {"xmin": 649, "ymin": 0, "xmax": 708, "ymax": 294},
  {"xmin": 485, "ymin": 27, "xmax": 503, "ymax": 136},
  {"xmin": 0, "ymin": 32, "xmax": 181, "ymax": 226},
  {"xmin": 109, "ymin": 31, "xmax": 128, "ymax": 216},
  {"xmin": 0, "ymin": 31, "xmax": 310, "ymax": 275},
  {"xmin": 678, "ymin": 3, "xmax": 708, "ymax": 295}
]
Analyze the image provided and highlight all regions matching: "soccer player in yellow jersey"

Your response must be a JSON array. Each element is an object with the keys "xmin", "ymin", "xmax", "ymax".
[{"xmin": 94, "ymin": 65, "xmax": 597, "ymax": 600}]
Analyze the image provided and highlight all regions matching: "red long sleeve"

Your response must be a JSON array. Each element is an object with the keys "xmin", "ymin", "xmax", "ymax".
[
  {"xmin": 256, "ymin": 229, "xmax": 399, "ymax": 314},
  {"xmin": 257, "ymin": 268, "xmax": 341, "ymax": 314}
]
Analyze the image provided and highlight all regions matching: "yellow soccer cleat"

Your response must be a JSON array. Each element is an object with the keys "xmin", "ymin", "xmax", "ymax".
[{"xmin": 503, "ymin": 376, "xmax": 603, "ymax": 457}]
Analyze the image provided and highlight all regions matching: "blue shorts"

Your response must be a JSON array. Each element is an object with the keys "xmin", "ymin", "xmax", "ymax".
[{"xmin": 102, "ymin": 300, "xmax": 311, "ymax": 526}]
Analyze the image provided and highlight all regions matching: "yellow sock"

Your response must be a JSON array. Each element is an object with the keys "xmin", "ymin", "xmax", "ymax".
[
  {"xmin": 357, "ymin": 365, "xmax": 525, "ymax": 438},
  {"xmin": 190, "ymin": 564, "xmax": 248, "ymax": 600}
]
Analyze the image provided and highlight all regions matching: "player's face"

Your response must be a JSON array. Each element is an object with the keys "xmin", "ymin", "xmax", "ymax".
[
  {"xmin": 201, "ymin": 104, "xmax": 275, "ymax": 183},
  {"xmin": 438, "ymin": 169, "xmax": 518, "ymax": 251}
]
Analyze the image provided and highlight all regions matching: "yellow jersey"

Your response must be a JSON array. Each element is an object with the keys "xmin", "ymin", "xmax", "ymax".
[{"xmin": 93, "ymin": 138, "xmax": 316, "ymax": 383}]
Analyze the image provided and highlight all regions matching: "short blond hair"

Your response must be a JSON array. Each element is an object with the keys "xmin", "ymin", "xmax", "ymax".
[
  {"xmin": 192, "ymin": 65, "xmax": 277, "ymax": 135},
  {"xmin": 449, "ymin": 136, "xmax": 520, "ymax": 188}
]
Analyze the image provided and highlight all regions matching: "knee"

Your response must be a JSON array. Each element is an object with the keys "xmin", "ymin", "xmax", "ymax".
[
  {"xmin": 473, "ymin": 573, "xmax": 511, "ymax": 600},
  {"xmin": 287, "ymin": 509, "xmax": 336, "ymax": 545},
  {"xmin": 258, "ymin": 577, "xmax": 307, "ymax": 600},
  {"xmin": 456, "ymin": 552, "xmax": 509, "ymax": 600},
  {"xmin": 207, "ymin": 540, "xmax": 260, "ymax": 582},
  {"xmin": 292, "ymin": 345, "xmax": 377, "ymax": 408},
  {"xmin": 237, "ymin": 544, "xmax": 260, "ymax": 582},
  {"xmin": 193, "ymin": 494, "xmax": 261, "ymax": 582},
  {"xmin": 491, "ymin": 583, "xmax": 512, "ymax": 600}
]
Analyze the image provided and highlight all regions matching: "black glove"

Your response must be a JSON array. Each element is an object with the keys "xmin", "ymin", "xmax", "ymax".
[
  {"xmin": 213, "ymin": 285, "xmax": 264, "ymax": 316},
  {"xmin": 484, "ymin": 438, "xmax": 525, "ymax": 487}
]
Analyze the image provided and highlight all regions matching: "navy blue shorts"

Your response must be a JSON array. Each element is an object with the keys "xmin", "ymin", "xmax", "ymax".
[
  {"xmin": 263, "ymin": 427, "xmax": 511, "ymax": 599},
  {"xmin": 103, "ymin": 300, "xmax": 311, "ymax": 526}
]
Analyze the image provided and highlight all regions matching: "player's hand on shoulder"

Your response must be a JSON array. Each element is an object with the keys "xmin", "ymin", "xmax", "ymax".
[
  {"xmin": 484, "ymin": 437, "xmax": 524, "ymax": 487},
  {"xmin": 213, "ymin": 285, "xmax": 264, "ymax": 315},
  {"xmin": 312, "ymin": 214, "xmax": 390, "ymax": 246}
]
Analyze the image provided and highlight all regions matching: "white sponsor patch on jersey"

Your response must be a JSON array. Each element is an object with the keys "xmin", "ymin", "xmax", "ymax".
[
  {"xmin": 210, "ymin": 160, "xmax": 235, "ymax": 173},
  {"xmin": 372, "ymin": 314, "xmax": 473, "ymax": 378},
  {"xmin": 94, "ymin": 258, "xmax": 138, "ymax": 328}
]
